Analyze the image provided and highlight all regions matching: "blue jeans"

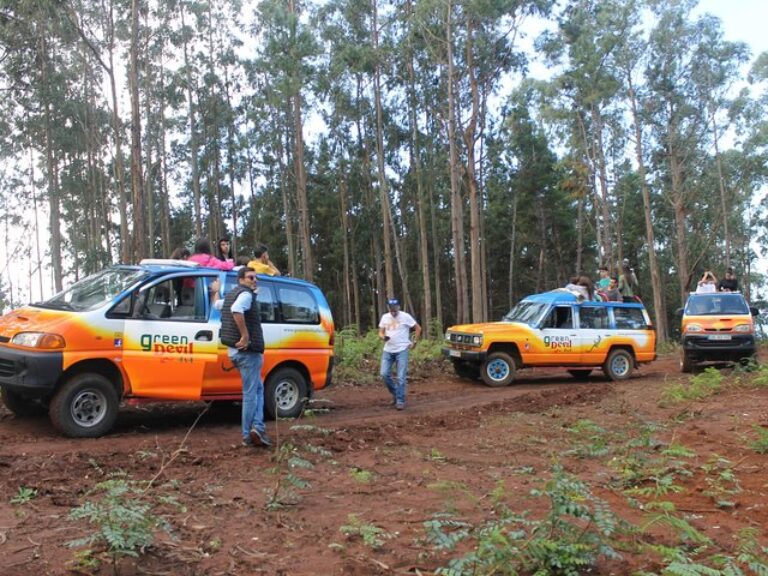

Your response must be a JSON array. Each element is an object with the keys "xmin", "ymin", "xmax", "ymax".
[
  {"xmin": 230, "ymin": 350, "xmax": 265, "ymax": 440},
  {"xmin": 380, "ymin": 349, "xmax": 410, "ymax": 404}
]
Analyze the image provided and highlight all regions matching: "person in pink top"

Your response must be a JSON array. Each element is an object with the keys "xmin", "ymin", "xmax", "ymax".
[{"xmin": 189, "ymin": 238, "xmax": 235, "ymax": 270}]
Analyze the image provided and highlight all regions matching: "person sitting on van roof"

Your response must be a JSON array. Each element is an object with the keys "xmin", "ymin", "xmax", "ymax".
[
  {"xmin": 604, "ymin": 277, "xmax": 622, "ymax": 302},
  {"xmin": 696, "ymin": 271, "xmax": 718, "ymax": 294},
  {"xmin": 189, "ymin": 238, "xmax": 234, "ymax": 271},
  {"xmin": 564, "ymin": 275, "xmax": 593, "ymax": 301},
  {"xmin": 718, "ymin": 267, "xmax": 738, "ymax": 292},
  {"xmin": 248, "ymin": 244, "xmax": 280, "ymax": 276}
]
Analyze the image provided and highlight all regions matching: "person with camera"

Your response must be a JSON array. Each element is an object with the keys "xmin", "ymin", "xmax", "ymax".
[
  {"xmin": 618, "ymin": 259, "xmax": 639, "ymax": 302},
  {"xmin": 378, "ymin": 298, "xmax": 421, "ymax": 410},
  {"xmin": 696, "ymin": 271, "xmax": 718, "ymax": 294}
]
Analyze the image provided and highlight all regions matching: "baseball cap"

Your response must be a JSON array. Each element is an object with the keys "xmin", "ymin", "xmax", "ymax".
[{"xmin": 387, "ymin": 298, "xmax": 400, "ymax": 307}]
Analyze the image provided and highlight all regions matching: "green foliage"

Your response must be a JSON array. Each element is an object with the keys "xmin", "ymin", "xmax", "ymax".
[
  {"xmin": 700, "ymin": 456, "xmax": 741, "ymax": 507},
  {"xmin": 660, "ymin": 368, "xmax": 724, "ymax": 406},
  {"xmin": 426, "ymin": 466, "xmax": 623, "ymax": 576},
  {"xmin": 348, "ymin": 467, "xmax": 374, "ymax": 484},
  {"xmin": 339, "ymin": 514, "xmax": 391, "ymax": 549},
  {"xmin": 10, "ymin": 486, "xmax": 38, "ymax": 505},
  {"xmin": 68, "ymin": 477, "xmax": 172, "ymax": 569},
  {"xmin": 266, "ymin": 442, "xmax": 314, "ymax": 511},
  {"xmin": 564, "ymin": 419, "xmax": 611, "ymax": 458},
  {"xmin": 749, "ymin": 425, "xmax": 768, "ymax": 454}
]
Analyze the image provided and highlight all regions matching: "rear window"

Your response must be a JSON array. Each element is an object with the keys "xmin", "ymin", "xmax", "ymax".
[
  {"xmin": 613, "ymin": 307, "xmax": 647, "ymax": 330},
  {"xmin": 278, "ymin": 287, "xmax": 320, "ymax": 324}
]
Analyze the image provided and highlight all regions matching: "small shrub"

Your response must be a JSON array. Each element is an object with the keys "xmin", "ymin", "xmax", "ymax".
[
  {"xmin": 10, "ymin": 486, "xmax": 37, "ymax": 505},
  {"xmin": 426, "ymin": 465, "xmax": 623, "ymax": 576},
  {"xmin": 68, "ymin": 477, "xmax": 173, "ymax": 572},
  {"xmin": 340, "ymin": 514, "xmax": 391, "ymax": 549},
  {"xmin": 749, "ymin": 425, "xmax": 768, "ymax": 454},
  {"xmin": 660, "ymin": 368, "xmax": 724, "ymax": 406},
  {"xmin": 349, "ymin": 467, "xmax": 374, "ymax": 484},
  {"xmin": 266, "ymin": 442, "xmax": 313, "ymax": 511},
  {"xmin": 564, "ymin": 419, "xmax": 611, "ymax": 458}
]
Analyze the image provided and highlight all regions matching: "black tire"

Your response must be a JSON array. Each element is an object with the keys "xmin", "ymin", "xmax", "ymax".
[
  {"xmin": 567, "ymin": 369, "xmax": 592, "ymax": 380},
  {"xmin": 49, "ymin": 373, "xmax": 119, "ymax": 438},
  {"xmin": 481, "ymin": 352, "xmax": 516, "ymax": 387},
  {"xmin": 452, "ymin": 360, "xmax": 481, "ymax": 381},
  {"xmin": 680, "ymin": 351, "xmax": 693, "ymax": 373},
  {"xmin": 602, "ymin": 349, "xmax": 634, "ymax": 381},
  {"xmin": 264, "ymin": 367, "xmax": 308, "ymax": 420},
  {"xmin": 1, "ymin": 387, "xmax": 47, "ymax": 417}
]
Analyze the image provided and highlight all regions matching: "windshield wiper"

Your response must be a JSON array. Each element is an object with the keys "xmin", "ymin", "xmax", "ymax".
[{"xmin": 32, "ymin": 301, "xmax": 76, "ymax": 311}]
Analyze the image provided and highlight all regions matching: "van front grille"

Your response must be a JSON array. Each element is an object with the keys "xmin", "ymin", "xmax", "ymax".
[{"xmin": 0, "ymin": 358, "xmax": 16, "ymax": 378}]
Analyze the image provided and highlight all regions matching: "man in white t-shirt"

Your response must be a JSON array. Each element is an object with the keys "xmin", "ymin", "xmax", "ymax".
[{"xmin": 378, "ymin": 298, "xmax": 422, "ymax": 410}]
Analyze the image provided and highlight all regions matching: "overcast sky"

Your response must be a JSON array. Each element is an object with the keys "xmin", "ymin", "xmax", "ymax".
[{"xmin": 696, "ymin": 0, "xmax": 767, "ymax": 57}]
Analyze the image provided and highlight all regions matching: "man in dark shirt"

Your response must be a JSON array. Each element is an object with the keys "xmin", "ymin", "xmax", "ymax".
[{"xmin": 718, "ymin": 267, "xmax": 739, "ymax": 292}]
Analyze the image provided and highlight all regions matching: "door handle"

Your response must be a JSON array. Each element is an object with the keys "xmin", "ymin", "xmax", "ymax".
[{"xmin": 195, "ymin": 330, "xmax": 213, "ymax": 341}]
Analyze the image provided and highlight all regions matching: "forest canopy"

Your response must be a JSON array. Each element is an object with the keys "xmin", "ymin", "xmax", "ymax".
[{"xmin": 0, "ymin": 0, "xmax": 766, "ymax": 342}]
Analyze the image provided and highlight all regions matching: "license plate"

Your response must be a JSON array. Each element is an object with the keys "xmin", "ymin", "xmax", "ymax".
[
  {"xmin": 708, "ymin": 334, "xmax": 732, "ymax": 341},
  {"xmin": 449, "ymin": 349, "xmax": 462, "ymax": 358}
]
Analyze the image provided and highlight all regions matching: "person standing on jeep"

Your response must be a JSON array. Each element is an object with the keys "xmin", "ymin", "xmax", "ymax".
[
  {"xmin": 219, "ymin": 267, "xmax": 271, "ymax": 448},
  {"xmin": 378, "ymin": 298, "xmax": 422, "ymax": 410}
]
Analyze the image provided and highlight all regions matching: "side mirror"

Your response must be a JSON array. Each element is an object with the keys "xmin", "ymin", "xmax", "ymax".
[{"xmin": 750, "ymin": 307, "xmax": 760, "ymax": 316}]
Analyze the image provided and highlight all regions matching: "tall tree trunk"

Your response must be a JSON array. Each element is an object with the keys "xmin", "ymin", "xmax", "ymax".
[
  {"xmin": 278, "ymin": 103, "xmax": 297, "ymax": 276},
  {"xmin": 158, "ymin": 43, "xmax": 171, "ymax": 256},
  {"xmin": 446, "ymin": 0, "xmax": 468, "ymax": 323},
  {"xmin": 592, "ymin": 106, "xmax": 613, "ymax": 269},
  {"xmin": 710, "ymin": 101, "xmax": 730, "ymax": 267},
  {"xmin": 104, "ymin": 0, "xmax": 129, "ymax": 263},
  {"xmin": 181, "ymin": 4, "xmax": 202, "ymax": 238},
  {"xmin": 129, "ymin": 0, "xmax": 146, "ymax": 262},
  {"xmin": 371, "ymin": 0, "xmax": 395, "ymax": 299},
  {"xmin": 223, "ymin": 65, "xmax": 239, "ymax": 255},
  {"xmin": 463, "ymin": 18, "xmax": 484, "ymax": 323},
  {"xmin": 669, "ymin": 144, "xmax": 690, "ymax": 304},
  {"xmin": 40, "ymin": 36, "xmax": 63, "ymax": 292},
  {"xmin": 627, "ymin": 77, "xmax": 667, "ymax": 342},
  {"xmin": 339, "ymin": 165, "xmax": 352, "ymax": 328},
  {"xmin": 406, "ymin": 45, "xmax": 432, "ymax": 335}
]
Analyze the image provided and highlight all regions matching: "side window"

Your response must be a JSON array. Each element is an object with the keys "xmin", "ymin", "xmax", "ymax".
[
  {"xmin": 580, "ymin": 306, "xmax": 609, "ymax": 329},
  {"xmin": 108, "ymin": 292, "xmax": 137, "ymax": 318},
  {"xmin": 256, "ymin": 284, "xmax": 276, "ymax": 323},
  {"xmin": 542, "ymin": 306, "xmax": 573, "ymax": 329},
  {"xmin": 613, "ymin": 307, "xmax": 646, "ymax": 330},
  {"xmin": 278, "ymin": 287, "xmax": 320, "ymax": 324},
  {"xmin": 140, "ymin": 276, "xmax": 213, "ymax": 321}
]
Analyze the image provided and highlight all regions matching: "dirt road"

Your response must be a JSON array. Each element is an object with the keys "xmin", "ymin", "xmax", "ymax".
[{"xmin": 1, "ymin": 354, "xmax": 766, "ymax": 575}]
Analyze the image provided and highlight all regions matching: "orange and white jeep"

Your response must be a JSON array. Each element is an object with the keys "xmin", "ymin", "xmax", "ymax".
[{"xmin": 442, "ymin": 290, "xmax": 656, "ymax": 385}]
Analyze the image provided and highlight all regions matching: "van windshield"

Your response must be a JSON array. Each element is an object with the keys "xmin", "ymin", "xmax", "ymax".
[
  {"xmin": 502, "ymin": 301, "xmax": 548, "ymax": 326},
  {"xmin": 35, "ymin": 268, "xmax": 148, "ymax": 312},
  {"xmin": 685, "ymin": 293, "xmax": 750, "ymax": 316}
]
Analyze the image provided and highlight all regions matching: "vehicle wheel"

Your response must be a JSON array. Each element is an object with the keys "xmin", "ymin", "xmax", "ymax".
[
  {"xmin": 452, "ymin": 360, "xmax": 481, "ymax": 381},
  {"xmin": 680, "ymin": 351, "xmax": 693, "ymax": 373},
  {"xmin": 265, "ymin": 367, "xmax": 308, "ymax": 420},
  {"xmin": 49, "ymin": 373, "xmax": 119, "ymax": 438},
  {"xmin": 602, "ymin": 349, "xmax": 634, "ymax": 381},
  {"xmin": 1, "ymin": 387, "xmax": 47, "ymax": 417},
  {"xmin": 567, "ymin": 369, "xmax": 592, "ymax": 380},
  {"xmin": 481, "ymin": 352, "xmax": 516, "ymax": 387}
]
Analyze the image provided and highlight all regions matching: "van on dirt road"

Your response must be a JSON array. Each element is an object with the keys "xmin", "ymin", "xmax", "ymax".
[
  {"xmin": 443, "ymin": 290, "xmax": 656, "ymax": 385},
  {"xmin": 0, "ymin": 260, "xmax": 335, "ymax": 437},
  {"xmin": 679, "ymin": 291, "xmax": 758, "ymax": 372}
]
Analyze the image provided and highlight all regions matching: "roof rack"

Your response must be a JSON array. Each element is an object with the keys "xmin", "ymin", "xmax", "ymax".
[{"xmin": 139, "ymin": 258, "xmax": 200, "ymax": 267}]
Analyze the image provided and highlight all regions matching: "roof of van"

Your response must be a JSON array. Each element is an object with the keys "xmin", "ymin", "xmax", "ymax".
[
  {"xmin": 130, "ymin": 260, "xmax": 320, "ymax": 289},
  {"xmin": 523, "ymin": 289, "xmax": 645, "ymax": 307}
]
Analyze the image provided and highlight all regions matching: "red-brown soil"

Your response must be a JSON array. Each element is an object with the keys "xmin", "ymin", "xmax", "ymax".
[{"xmin": 1, "ymin": 352, "xmax": 767, "ymax": 575}]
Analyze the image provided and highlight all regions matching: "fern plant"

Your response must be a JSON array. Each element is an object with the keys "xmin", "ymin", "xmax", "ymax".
[
  {"xmin": 68, "ymin": 476, "xmax": 172, "ymax": 574},
  {"xmin": 426, "ymin": 465, "xmax": 624, "ymax": 576}
]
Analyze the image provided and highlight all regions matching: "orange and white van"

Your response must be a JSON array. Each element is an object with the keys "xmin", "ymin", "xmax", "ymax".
[
  {"xmin": 680, "ymin": 292, "xmax": 758, "ymax": 372},
  {"xmin": 443, "ymin": 290, "xmax": 656, "ymax": 385},
  {"xmin": 0, "ymin": 260, "xmax": 334, "ymax": 437}
]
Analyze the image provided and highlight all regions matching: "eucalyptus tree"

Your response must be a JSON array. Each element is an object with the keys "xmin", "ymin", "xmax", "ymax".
[{"xmin": 253, "ymin": 0, "xmax": 318, "ymax": 281}]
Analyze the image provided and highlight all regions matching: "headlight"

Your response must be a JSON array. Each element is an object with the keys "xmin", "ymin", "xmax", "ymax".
[
  {"xmin": 445, "ymin": 332, "xmax": 452, "ymax": 341},
  {"xmin": 685, "ymin": 324, "xmax": 703, "ymax": 333},
  {"xmin": 472, "ymin": 335, "xmax": 482, "ymax": 345},
  {"xmin": 733, "ymin": 324, "xmax": 753, "ymax": 333},
  {"xmin": 12, "ymin": 332, "xmax": 66, "ymax": 349}
]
